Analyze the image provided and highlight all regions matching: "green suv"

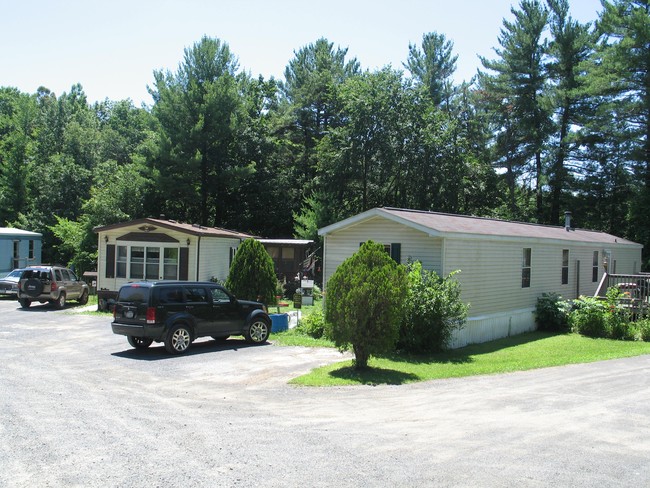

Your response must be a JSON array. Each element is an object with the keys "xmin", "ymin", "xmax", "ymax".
[
  {"xmin": 17, "ymin": 265, "xmax": 89, "ymax": 309},
  {"xmin": 111, "ymin": 281, "xmax": 271, "ymax": 354}
]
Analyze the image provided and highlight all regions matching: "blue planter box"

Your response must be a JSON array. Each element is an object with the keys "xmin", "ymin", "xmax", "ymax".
[{"xmin": 270, "ymin": 313, "xmax": 289, "ymax": 332}]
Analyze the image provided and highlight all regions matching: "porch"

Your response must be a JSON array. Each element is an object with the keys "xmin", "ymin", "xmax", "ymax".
[{"xmin": 595, "ymin": 272, "xmax": 650, "ymax": 317}]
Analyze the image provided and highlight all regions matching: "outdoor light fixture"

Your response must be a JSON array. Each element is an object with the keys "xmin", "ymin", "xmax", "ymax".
[
  {"xmin": 104, "ymin": 235, "xmax": 108, "ymax": 243},
  {"xmin": 186, "ymin": 238, "xmax": 191, "ymax": 246}
]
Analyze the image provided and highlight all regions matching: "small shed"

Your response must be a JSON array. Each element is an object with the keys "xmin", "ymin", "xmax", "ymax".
[
  {"xmin": 0, "ymin": 227, "xmax": 42, "ymax": 273},
  {"xmin": 319, "ymin": 207, "xmax": 643, "ymax": 348},
  {"xmin": 258, "ymin": 239, "xmax": 314, "ymax": 281},
  {"xmin": 93, "ymin": 217, "xmax": 252, "ymax": 306}
]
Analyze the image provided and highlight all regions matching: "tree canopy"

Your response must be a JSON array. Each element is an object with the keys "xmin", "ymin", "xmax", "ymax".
[{"xmin": 1, "ymin": 1, "xmax": 649, "ymax": 276}]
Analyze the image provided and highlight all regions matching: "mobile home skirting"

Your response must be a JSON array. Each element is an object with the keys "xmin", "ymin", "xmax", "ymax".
[{"xmin": 449, "ymin": 308, "xmax": 536, "ymax": 349}]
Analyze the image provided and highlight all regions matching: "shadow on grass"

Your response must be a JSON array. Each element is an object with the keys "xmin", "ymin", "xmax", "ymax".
[
  {"xmin": 329, "ymin": 365, "xmax": 419, "ymax": 385},
  {"xmin": 322, "ymin": 332, "xmax": 564, "ymax": 385},
  {"xmin": 387, "ymin": 330, "xmax": 561, "ymax": 365}
]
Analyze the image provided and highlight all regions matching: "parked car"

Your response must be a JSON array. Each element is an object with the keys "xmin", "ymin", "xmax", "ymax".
[
  {"xmin": 0, "ymin": 268, "xmax": 25, "ymax": 297},
  {"xmin": 111, "ymin": 281, "xmax": 271, "ymax": 354},
  {"xmin": 17, "ymin": 265, "xmax": 89, "ymax": 309}
]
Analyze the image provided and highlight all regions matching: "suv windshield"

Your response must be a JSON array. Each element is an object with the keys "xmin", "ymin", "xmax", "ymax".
[{"xmin": 117, "ymin": 286, "xmax": 151, "ymax": 304}]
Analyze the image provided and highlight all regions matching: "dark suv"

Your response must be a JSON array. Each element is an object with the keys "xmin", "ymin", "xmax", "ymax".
[
  {"xmin": 111, "ymin": 281, "xmax": 271, "ymax": 354},
  {"xmin": 17, "ymin": 265, "xmax": 89, "ymax": 309}
]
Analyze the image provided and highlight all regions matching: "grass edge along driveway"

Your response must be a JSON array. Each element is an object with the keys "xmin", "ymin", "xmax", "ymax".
[{"xmin": 282, "ymin": 331, "xmax": 650, "ymax": 386}]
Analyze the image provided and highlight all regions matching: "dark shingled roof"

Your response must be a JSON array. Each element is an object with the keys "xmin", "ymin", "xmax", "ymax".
[
  {"xmin": 320, "ymin": 207, "xmax": 641, "ymax": 247},
  {"xmin": 94, "ymin": 218, "xmax": 252, "ymax": 239}
]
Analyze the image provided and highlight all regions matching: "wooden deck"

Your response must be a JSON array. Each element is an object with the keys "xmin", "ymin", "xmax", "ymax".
[{"xmin": 595, "ymin": 272, "xmax": 650, "ymax": 317}]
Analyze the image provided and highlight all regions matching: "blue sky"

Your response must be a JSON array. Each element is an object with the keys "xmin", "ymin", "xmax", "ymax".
[{"xmin": 2, "ymin": 0, "xmax": 603, "ymax": 106}]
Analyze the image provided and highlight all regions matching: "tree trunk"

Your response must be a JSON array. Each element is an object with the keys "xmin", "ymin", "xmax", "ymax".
[
  {"xmin": 536, "ymin": 150, "xmax": 543, "ymax": 222},
  {"xmin": 551, "ymin": 104, "xmax": 571, "ymax": 225},
  {"xmin": 353, "ymin": 343, "xmax": 370, "ymax": 370}
]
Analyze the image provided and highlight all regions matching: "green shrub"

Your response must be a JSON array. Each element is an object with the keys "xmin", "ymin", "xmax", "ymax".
[
  {"xmin": 399, "ymin": 262, "xmax": 468, "ymax": 353},
  {"xmin": 535, "ymin": 292, "xmax": 570, "ymax": 332},
  {"xmin": 609, "ymin": 314, "xmax": 640, "ymax": 341},
  {"xmin": 638, "ymin": 319, "xmax": 650, "ymax": 342},
  {"xmin": 298, "ymin": 307, "xmax": 325, "ymax": 339},
  {"xmin": 569, "ymin": 296, "xmax": 611, "ymax": 338},
  {"xmin": 324, "ymin": 241, "xmax": 408, "ymax": 369},
  {"xmin": 226, "ymin": 238, "xmax": 277, "ymax": 305}
]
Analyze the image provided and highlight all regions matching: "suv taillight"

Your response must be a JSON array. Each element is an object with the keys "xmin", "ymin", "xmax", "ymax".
[
  {"xmin": 50, "ymin": 280, "xmax": 58, "ymax": 291},
  {"xmin": 146, "ymin": 307, "xmax": 156, "ymax": 324}
]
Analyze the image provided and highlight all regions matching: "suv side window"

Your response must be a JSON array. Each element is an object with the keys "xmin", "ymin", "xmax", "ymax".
[
  {"xmin": 211, "ymin": 288, "xmax": 231, "ymax": 304},
  {"xmin": 69, "ymin": 270, "xmax": 78, "ymax": 281},
  {"xmin": 60, "ymin": 269, "xmax": 70, "ymax": 281},
  {"xmin": 185, "ymin": 286, "xmax": 209, "ymax": 303},
  {"xmin": 158, "ymin": 287, "xmax": 184, "ymax": 304},
  {"xmin": 54, "ymin": 269, "xmax": 63, "ymax": 281}
]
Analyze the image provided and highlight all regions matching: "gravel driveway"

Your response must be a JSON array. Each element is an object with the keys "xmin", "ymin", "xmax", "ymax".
[{"xmin": 1, "ymin": 298, "xmax": 649, "ymax": 487}]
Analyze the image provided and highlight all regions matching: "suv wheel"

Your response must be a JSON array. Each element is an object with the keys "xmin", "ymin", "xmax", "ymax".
[
  {"xmin": 245, "ymin": 319, "xmax": 270, "ymax": 344},
  {"xmin": 54, "ymin": 292, "xmax": 66, "ymax": 309},
  {"xmin": 77, "ymin": 289, "xmax": 89, "ymax": 305},
  {"xmin": 128, "ymin": 336, "xmax": 154, "ymax": 350},
  {"xmin": 165, "ymin": 324, "xmax": 192, "ymax": 354},
  {"xmin": 19, "ymin": 298, "xmax": 31, "ymax": 308}
]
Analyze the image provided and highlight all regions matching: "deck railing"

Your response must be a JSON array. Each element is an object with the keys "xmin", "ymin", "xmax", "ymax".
[{"xmin": 595, "ymin": 272, "xmax": 650, "ymax": 318}]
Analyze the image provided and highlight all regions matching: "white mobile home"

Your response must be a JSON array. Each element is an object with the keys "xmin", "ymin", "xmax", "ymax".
[
  {"xmin": 93, "ymin": 218, "xmax": 252, "ymax": 308},
  {"xmin": 318, "ymin": 208, "xmax": 643, "ymax": 348},
  {"xmin": 0, "ymin": 228, "xmax": 42, "ymax": 273}
]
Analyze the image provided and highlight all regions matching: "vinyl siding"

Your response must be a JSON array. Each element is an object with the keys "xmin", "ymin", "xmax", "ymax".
[
  {"xmin": 197, "ymin": 238, "xmax": 240, "ymax": 282},
  {"xmin": 0, "ymin": 236, "xmax": 42, "ymax": 273},
  {"xmin": 323, "ymin": 216, "xmax": 442, "ymax": 286},
  {"xmin": 444, "ymin": 237, "xmax": 641, "ymax": 317}
]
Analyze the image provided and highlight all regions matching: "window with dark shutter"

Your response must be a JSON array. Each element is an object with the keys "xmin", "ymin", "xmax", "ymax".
[{"xmin": 105, "ymin": 244, "xmax": 115, "ymax": 278}]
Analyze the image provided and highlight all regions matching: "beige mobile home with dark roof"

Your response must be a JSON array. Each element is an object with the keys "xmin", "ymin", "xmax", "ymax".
[
  {"xmin": 318, "ymin": 208, "xmax": 643, "ymax": 347},
  {"xmin": 94, "ymin": 218, "xmax": 252, "ymax": 307}
]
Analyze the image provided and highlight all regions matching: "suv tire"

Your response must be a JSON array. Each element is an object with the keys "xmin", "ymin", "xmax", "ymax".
[
  {"xmin": 19, "ymin": 298, "xmax": 31, "ymax": 308},
  {"xmin": 165, "ymin": 323, "xmax": 192, "ymax": 354},
  {"xmin": 24, "ymin": 278, "xmax": 44, "ymax": 297},
  {"xmin": 127, "ymin": 336, "xmax": 154, "ymax": 350},
  {"xmin": 54, "ymin": 292, "xmax": 66, "ymax": 309},
  {"xmin": 245, "ymin": 318, "xmax": 270, "ymax": 344},
  {"xmin": 78, "ymin": 289, "xmax": 89, "ymax": 305}
]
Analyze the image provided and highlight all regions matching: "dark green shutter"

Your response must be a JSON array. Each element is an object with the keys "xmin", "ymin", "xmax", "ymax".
[
  {"xmin": 390, "ymin": 243, "xmax": 401, "ymax": 264},
  {"xmin": 105, "ymin": 244, "xmax": 115, "ymax": 278},
  {"xmin": 179, "ymin": 247, "xmax": 189, "ymax": 281}
]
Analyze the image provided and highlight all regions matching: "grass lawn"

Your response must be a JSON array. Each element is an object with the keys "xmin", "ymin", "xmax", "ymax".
[{"xmin": 284, "ymin": 331, "xmax": 650, "ymax": 386}]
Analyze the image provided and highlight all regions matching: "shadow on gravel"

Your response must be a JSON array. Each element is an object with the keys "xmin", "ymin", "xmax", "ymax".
[
  {"xmin": 112, "ymin": 338, "xmax": 271, "ymax": 361},
  {"xmin": 13, "ymin": 303, "xmax": 88, "ymax": 312}
]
